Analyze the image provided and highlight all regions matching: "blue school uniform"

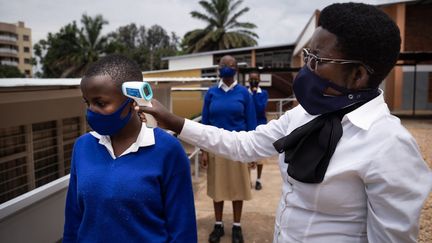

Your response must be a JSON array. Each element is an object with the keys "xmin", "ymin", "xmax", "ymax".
[
  {"xmin": 250, "ymin": 87, "xmax": 269, "ymax": 125},
  {"xmin": 202, "ymin": 81, "xmax": 257, "ymax": 131},
  {"xmin": 63, "ymin": 126, "xmax": 197, "ymax": 243}
]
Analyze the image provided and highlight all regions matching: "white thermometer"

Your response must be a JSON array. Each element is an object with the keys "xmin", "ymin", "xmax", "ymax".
[{"xmin": 122, "ymin": 81, "xmax": 157, "ymax": 128}]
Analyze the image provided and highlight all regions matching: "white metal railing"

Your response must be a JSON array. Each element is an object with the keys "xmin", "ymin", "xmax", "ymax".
[{"xmin": 267, "ymin": 96, "xmax": 297, "ymax": 117}]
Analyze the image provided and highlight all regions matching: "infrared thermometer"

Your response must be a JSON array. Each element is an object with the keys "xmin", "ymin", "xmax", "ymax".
[{"xmin": 122, "ymin": 81, "xmax": 157, "ymax": 128}]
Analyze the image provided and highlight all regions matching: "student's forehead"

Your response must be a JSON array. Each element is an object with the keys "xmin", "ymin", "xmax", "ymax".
[
  {"xmin": 309, "ymin": 27, "xmax": 340, "ymax": 56},
  {"xmin": 81, "ymin": 75, "xmax": 119, "ymax": 93},
  {"xmin": 220, "ymin": 57, "xmax": 236, "ymax": 65}
]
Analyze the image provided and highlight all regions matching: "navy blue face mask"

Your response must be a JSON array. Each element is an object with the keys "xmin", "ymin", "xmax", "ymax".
[
  {"xmin": 219, "ymin": 67, "xmax": 236, "ymax": 78},
  {"xmin": 293, "ymin": 66, "xmax": 379, "ymax": 115},
  {"xmin": 86, "ymin": 98, "xmax": 133, "ymax": 135}
]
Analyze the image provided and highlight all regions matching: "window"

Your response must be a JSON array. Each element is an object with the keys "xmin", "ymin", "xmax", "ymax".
[
  {"xmin": 24, "ymin": 58, "xmax": 31, "ymax": 64},
  {"xmin": 32, "ymin": 121, "xmax": 59, "ymax": 187},
  {"xmin": 25, "ymin": 70, "xmax": 31, "ymax": 75},
  {"xmin": 0, "ymin": 125, "xmax": 27, "ymax": 204},
  {"xmin": 428, "ymin": 73, "xmax": 432, "ymax": 103},
  {"xmin": 62, "ymin": 117, "xmax": 81, "ymax": 174},
  {"xmin": 24, "ymin": 47, "xmax": 30, "ymax": 53},
  {"xmin": 0, "ymin": 117, "xmax": 83, "ymax": 203},
  {"xmin": 23, "ymin": 35, "xmax": 30, "ymax": 41}
]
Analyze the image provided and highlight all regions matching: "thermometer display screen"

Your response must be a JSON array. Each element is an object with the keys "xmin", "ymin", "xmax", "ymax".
[{"xmin": 125, "ymin": 88, "xmax": 142, "ymax": 98}]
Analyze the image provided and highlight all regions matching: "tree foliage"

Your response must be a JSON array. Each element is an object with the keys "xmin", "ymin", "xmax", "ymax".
[
  {"xmin": 34, "ymin": 14, "xmax": 180, "ymax": 77},
  {"xmin": 0, "ymin": 65, "xmax": 25, "ymax": 78},
  {"xmin": 34, "ymin": 14, "xmax": 108, "ymax": 78},
  {"xmin": 182, "ymin": 0, "xmax": 258, "ymax": 53},
  {"xmin": 106, "ymin": 24, "xmax": 179, "ymax": 70}
]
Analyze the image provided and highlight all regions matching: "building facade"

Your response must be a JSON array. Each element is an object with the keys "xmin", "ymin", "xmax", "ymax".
[{"xmin": 0, "ymin": 21, "xmax": 33, "ymax": 77}]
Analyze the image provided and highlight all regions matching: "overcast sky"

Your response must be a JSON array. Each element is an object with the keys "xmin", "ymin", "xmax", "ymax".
[{"xmin": 0, "ymin": 0, "xmax": 404, "ymax": 47}]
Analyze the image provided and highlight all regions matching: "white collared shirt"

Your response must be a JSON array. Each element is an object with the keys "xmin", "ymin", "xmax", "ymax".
[
  {"xmin": 248, "ymin": 87, "xmax": 263, "ymax": 94},
  {"xmin": 90, "ymin": 124, "xmax": 155, "ymax": 159},
  {"xmin": 218, "ymin": 80, "xmax": 238, "ymax": 92},
  {"xmin": 179, "ymin": 91, "xmax": 432, "ymax": 243}
]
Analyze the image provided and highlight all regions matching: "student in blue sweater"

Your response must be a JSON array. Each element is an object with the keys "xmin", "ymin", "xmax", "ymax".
[
  {"xmin": 63, "ymin": 54, "xmax": 197, "ymax": 243},
  {"xmin": 247, "ymin": 71, "xmax": 269, "ymax": 190},
  {"xmin": 200, "ymin": 55, "xmax": 257, "ymax": 243}
]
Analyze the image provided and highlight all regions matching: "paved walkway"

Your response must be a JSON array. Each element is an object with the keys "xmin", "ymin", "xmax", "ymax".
[{"xmin": 193, "ymin": 156, "xmax": 281, "ymax": 243}]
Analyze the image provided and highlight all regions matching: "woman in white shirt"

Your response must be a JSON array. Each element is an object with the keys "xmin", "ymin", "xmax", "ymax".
[{"xmin": 137, "ymin": 2, "xmax": 432, "ymax": 243}]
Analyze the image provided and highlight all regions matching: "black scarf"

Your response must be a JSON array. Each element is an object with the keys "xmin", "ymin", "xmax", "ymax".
[{"xmin": 272, "ymin": 103, "xmax": 365, "ymax": 183}]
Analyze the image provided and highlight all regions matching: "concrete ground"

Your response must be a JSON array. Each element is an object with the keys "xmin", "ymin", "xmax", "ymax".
[
  {"xmin": 191, "ymin": 118, "xmax": 432, "ymax": 243},
  {"xmin": 402, "ymin": 118, "xmax": 432, "ymax": 243},
  {"xmin": 193, "ymin": 156, "xmax": 280, "ymax": 243}
]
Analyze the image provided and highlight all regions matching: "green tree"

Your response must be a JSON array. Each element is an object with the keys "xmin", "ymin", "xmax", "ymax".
[
  {"xmin": 34, "ymin": 14, "xmax": 108, "ymax": 78},
  {"xmin": 0, "ymin": 65, "xmax": 25, "ymax": 78},
  {"xmin": 106, "ymin": 24, "xmax": 179, "ymax": 70},
  {"xmin": 182, "ymin": 0, "xmax": 258, "ymax": 53}
]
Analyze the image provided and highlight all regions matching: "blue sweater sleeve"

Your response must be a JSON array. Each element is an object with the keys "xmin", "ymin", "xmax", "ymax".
[
  {"xmin": 256, "ymin": 90, "xmax": 268, "ymax": 115},
  {"xmin": 161, "ymin": 135, "xmax": 197, "ymax": 242},
  {"xmin": 201, "ymin": 89, "xmax": 212, "ymax": 125},
  {"xmin": 254, "ymin": 90, "xmax": 269, "ymax": 125},
  {"xmin": 63, "ymin": 140, "xmax": 83, "ymax": 242},
  {"xmin": 245, "ymin": 91, "xmax": 258, "ymax": 131}
]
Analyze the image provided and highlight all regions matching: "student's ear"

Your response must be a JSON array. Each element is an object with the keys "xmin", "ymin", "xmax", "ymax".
[{"xmin": 350, "ymin": 65, "xmax": 369, "ymax": 90}]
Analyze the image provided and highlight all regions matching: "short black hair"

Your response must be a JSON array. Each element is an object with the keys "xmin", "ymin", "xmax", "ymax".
[
  {"xmin": 319, "ymin": 2, "xmax": 401, "ymax": 88},
  {"xmin": 83, "ymin": 54, "xmax": 142, "ymax": 88},
  {"xmin": 249, "ymin": 69, "xmax": 260, "ymax": 75}
]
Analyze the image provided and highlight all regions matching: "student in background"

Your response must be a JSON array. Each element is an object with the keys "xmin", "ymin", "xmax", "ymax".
[
  {"xmin": 63, "ymin": 54, "xmax": 197, "ymax": 243},
  {"xmin": 200, "ymin": 55, "xmax": 257, "ymax": 243},
  {"xmin": 248, "ymin": 70, "xmax": 269, "ymax": 190}
]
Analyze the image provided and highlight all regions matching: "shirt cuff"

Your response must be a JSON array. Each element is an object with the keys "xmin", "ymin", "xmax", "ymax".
[{"xmin": 178, "ymin": 119, "xmax": 204, "ymax": 146}]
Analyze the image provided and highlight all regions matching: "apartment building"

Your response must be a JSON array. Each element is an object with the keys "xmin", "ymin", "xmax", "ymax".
[{"xmin": 0, "ymin": 21, "xmax": 33, "ymax": 77}]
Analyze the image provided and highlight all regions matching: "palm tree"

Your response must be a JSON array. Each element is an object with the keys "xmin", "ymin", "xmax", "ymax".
[
  {"xmin": 65, "ymin": 14, "xmax": 108, "ymax": 77},
  {"xmin": 182, "ymin": 0, "xmax": 258, "ymax": 53}
]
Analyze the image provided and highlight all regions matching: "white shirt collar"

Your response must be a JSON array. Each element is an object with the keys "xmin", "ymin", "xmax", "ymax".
[
  {"xmin": 90, "ymin": 123, "xmax": 155, "ymax": 159},
  {"xmin": 218, "ymin": 80, "xmax": 238, "ymax": 92},
  {"xmin": 248, "ymin": 87, "xmax": 262, "ymax": 94},
  {"xmin": 299, "ymin": 89, "xmax": 388, "ymax": 131},
  {"xmin": 344, "ymin": 90, "xmax": 388, "ymax": 130}
]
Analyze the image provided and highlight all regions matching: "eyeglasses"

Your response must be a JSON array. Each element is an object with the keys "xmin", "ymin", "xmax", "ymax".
[{"xmin": 302, "ymin": 48, "xmax": 374, "ymax": 74}]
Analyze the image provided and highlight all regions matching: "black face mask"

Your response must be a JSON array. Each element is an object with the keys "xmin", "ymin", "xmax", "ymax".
[
  {"xmin": 249, "ymin": 80, "xmax": 259, "ymax": 90},
  {"xmin": 293, "ymin": 66, "xmax": 379, "ymax": 115}
]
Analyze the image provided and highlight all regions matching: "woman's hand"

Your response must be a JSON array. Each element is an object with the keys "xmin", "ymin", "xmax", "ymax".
[{"xmin": 134, "ymin": 99, "xmax": 185, "ymax": 134}]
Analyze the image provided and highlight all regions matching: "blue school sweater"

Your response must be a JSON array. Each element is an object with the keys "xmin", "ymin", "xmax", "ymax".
[
  {"xmin": 202, "ymin": 84, "xmax": 257, "ymax": 131},
  {"xmin": 63, "ymin": 128, "xmax": 197, "ymax": 243},
  {"xmin": 251, "ymin": 89, "xmax": 269, "ymax": 125}
]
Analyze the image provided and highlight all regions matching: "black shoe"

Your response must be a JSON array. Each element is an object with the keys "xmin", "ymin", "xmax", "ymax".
[
  {"xmin": 255, "ymin": 181, "xmax": 262, "ymax": 190},
  {"xmin": 232, "ymin": 225, "xmax": 244, "ymax": 243},
  {"xmin": 209, "ymin": 224, "xmax": 224, "ymax": 243}
]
